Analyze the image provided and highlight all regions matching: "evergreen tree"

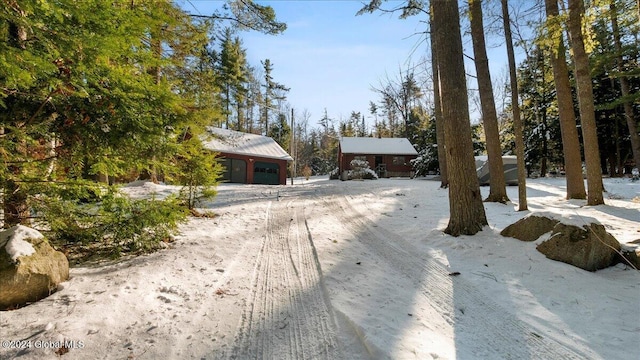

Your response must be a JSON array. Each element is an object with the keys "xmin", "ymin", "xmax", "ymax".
[
  {"xmin": 268, "ymin": 113, "xmax": 291, "ymax": 153},
  {"xmin": 589, "ymin": 0, "xmax": 640, "ymax": 175},
  {"xmin": 261, "ymin": 59, "xmax": 289, "ymax": 134},
  {"xmin": 0, "ymin": 0, "xmax": 286, "ymax": 257},
  {"xmin": 217, "ymin": 28, "xmax": 248, "ymax": 130},
  {"xmin": 608, "ymin": 0, "xmax": 640, "ymax": 173},
  {"xmin": 517, "ymin": 46, "xmax": 563, "ymax": 177},
  {"xmin": 188, "ymin": 0, "xmax": 286, "ymax": 35},
  {"xmin": 1, "ymin": 0, "xmax": 200, "ymax": 226}
]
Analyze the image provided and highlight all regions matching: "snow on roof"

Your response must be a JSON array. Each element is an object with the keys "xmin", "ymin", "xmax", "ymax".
[
  {"xmin": 0, "ymin": 225, "xmax": 40, "ymax": 262},
  {"xmin": 202, "ymin": 127, "xmax": 293, "ymax": 161},
  {"xmin": 339, "ymin": 137, "xmax": 418, "ymax": 155}
]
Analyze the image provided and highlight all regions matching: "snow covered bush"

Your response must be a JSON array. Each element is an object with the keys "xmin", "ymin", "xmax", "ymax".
[
  {"xmin": 329, "ymin": 167, "xmax": 340, "ymax": 180},
  {"xmin": 312, "ymin": 157, "xmax": 337, "ymax": 176},
  {"xmin": 411, "ymin": 144, "xmax": 439, "ymax": 177},
  {"xmin": 348, "ymin": 159, "xmax": 378, "ymax": 180}
]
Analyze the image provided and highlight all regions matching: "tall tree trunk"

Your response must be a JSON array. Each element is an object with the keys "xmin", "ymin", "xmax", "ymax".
[
  {"xmin": 469, "ymin": 0, "xmax": 509, "ymax": 203},
  {"xmin": 616, "ymin": 114, "xmax": 622, "ymax": 176},
  {"xmin": 501, "ymin": 0, "xmax": 528, "ymax": 211},
  {"xmin": 226, "ymin": 84, "xmax": 231, "ymax": 129},
  {"xmin": 540, "ymin": 99, "xmax": 549, "ymax": 176},
  {"xmin": 148, "ymin": 30, "xmax": 163, "ymax": 184},
  {"xmin": 4, "ymin": 178, "xmax": 30, "ymax": 229},
  {"xmin": 611, "ymin": 0, "xmax": 640, "ymax": 172},
  {"xmin": 4, "ymin": 13, "xmax": 30, "ymax": 228},
  {"xmin": 533, "ymin": 46, "xmax": 549, "ymax": 177},
  {"xmin": 430, "ymin": 11, "xmax": 448, "ymax": 188},
  {"xmin": 615, "ymin": 113, "xmax": 622, "ymax": 173},
  {"xmin": 432, "ymin": 0, "xmax": 488, "ymax": 236},
  {"xmin": 544, "ymin": 0, "xmax": 587, "ymax": 199},
  {"xmin": 567, "ymin": 0, "xmax": 605, "ymax": 205}
]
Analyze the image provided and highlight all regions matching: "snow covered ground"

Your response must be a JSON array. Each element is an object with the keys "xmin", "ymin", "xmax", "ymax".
[{"xmin": 1, "ymin": 176, "xmax": 638, "ymax": 359}]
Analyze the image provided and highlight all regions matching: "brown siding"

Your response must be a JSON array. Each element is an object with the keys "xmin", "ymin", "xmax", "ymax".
[
  {"xmin": 217, "ymin": 152, "xmax": 289, "ymax": 185},
  {"xmin": 338, "ymin": 150, "xmax": 416, "ymax": 178}
]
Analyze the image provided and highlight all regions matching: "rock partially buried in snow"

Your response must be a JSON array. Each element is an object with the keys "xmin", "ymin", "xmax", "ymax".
[
  {"xmin": 537, "ymin": 222, "xmax": 621, "ymax": 272},
  {"xmin": 0, "ymin": 225, "xmax": 69, "ymax": 310},
  {"xmin": 502, "ymin": 213, "xmax": 624, "ymax": 271},
  {"xmin": 500, "ymin": 215, "xmax": 559, "ymax": 242},
  {"xmin": 620, "ymin": 240, "xmax": 640, "ymax": 270}
]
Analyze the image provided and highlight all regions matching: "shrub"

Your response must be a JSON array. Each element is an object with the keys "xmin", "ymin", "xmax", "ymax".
[
  {"xmin": 171, "ymin": 138, "xmax": 223, "ymax": 210},
  {"xmin": 301, "ymin": 165, "xmax": 312, "ymax": 180},
  {"xmin": 348, "ymin": 159, "xmax": 378, "ymax": 180},
  {"xmin": 33, "ymin": 184, "xmax": 188, "ymax": 262},
  {"xmin": 329, "ymin": 167, "xmax": 340, "ymax": 180},
  {"xmin": 411, "ymin": 144, "xmax": 440, "ymax": 176}
]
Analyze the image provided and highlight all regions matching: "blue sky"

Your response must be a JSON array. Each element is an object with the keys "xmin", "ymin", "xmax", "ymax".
[
  {"xmin": 182, "ymin": 1, "xmax": 429, "ymax": 126},
  {"xmin": 181, "ymin": 1, "xmax": 521, "ymax": 128}
]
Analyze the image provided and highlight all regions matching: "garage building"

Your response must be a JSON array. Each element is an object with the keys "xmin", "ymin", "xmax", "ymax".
[{"xmin": 203, "ymin": 127, "xmax": 292, "ymax": 185}]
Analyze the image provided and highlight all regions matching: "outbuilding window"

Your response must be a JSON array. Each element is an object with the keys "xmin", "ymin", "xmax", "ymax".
[{"xmin": 392, "ymin": 156, "xmax": 405, "ymax": 165}]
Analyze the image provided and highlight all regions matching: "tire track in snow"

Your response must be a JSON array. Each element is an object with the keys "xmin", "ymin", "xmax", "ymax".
[
  {"xmin": 326, "ymin": 194, "xmax": 591, "ymax": 360},
  {"xmin": 231, "ymin": 200, "xmax": 341, "ymax": 359}
]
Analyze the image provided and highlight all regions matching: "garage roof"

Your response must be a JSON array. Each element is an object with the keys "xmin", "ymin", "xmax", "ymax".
[
  {"xmin": 340, "ymin": 137, "xmax": 418, "ymax": 155},
  {"xmin": 203, "ymin": 127, "xmax": 293, "ymax": 161}
]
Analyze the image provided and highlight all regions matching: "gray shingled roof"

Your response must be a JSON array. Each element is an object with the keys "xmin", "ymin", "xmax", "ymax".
[
  {"xmin": 202, "ymin": 127, "xmax": 293, "ymax": 161},
  {"xmin": 340, "ymin": 137, "xmax": 418, "ymax": 155}
]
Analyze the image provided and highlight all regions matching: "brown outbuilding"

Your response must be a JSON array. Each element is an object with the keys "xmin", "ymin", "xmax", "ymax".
[
  {"xmin": 203, "ymin": 127, "xmax": 293, "ymax": 185},
  {"xmin": 338, "ymin": 137, "xmax": 418, "ymax": 178}
]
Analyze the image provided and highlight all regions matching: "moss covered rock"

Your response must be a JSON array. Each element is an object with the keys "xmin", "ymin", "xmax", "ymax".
[
  {"xmin": 0, "ymin": 225, "xmax": 69, "ymax": 310},
  {"xmin": 537, "ymin": 223, "xmax": 621, "ymax": 272},
  {"xmin": 501, "ymin": 215, "xmax": 560, "ymax": 242}
]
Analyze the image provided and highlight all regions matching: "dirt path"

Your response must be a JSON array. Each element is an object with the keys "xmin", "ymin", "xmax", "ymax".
[
  {"xmin": 229, "ymin": 199, "xmax": 342, "ymax": 359},
  {"xmin": 323, "ymin": 192, "xmax": 589, "ymax": 359}
]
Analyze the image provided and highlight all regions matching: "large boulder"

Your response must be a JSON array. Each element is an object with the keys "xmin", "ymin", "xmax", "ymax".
[
  {"xmin": 536, "ymin": 222, "xmax": 621, "ymax": 272},
  {"xmin": 620, "ymin": 240, "xmax": 640, "ymax": 270},
  {"xmin": 0, "ymin": 225, "xmax": 69, "ymax": 310},
  {"xmin": 501, "ymin": 215, "xmax": 559, "ymax": 242}
]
